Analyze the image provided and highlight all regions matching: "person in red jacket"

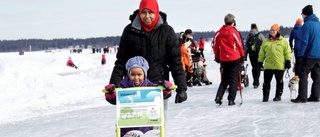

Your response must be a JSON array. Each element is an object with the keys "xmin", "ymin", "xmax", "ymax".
[
  {"xmin": 101, "ymin": 54, "xmax": 106, "ymax": 65},
  {"xmin": 199, "ymin": 37, "xmax": 205, "ymax": 58},
  {"xmin": 66, "ymin": 56, "xmax": 78, "ymax": 69},
  {"xmin": 213, "ymin": 13, "xmax": 245, "ymax": 105}
]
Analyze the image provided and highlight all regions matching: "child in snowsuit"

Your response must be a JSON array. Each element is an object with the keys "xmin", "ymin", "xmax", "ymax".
[
  {"xmin": 104, "ymin": 56, "xmax": 173, "ymax": 137},
  {"xmin": 101, "ymin": 54, "xmax": 106, "ymax": 65},
  {"xmin": 66, "ymin": 56, "xmax": 78, "ymax": 69},
  {"xmin": 193, "ymin": 61, "xmax": 212, "ymax": 86}
]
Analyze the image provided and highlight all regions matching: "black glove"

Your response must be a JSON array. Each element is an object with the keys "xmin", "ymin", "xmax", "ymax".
[
  {"xmin": 285, "ymin": 60, "xmax": 291, "ymax": 69},
  {"xmin": 258, "ymin": 62, "xmax": 264, "ymax": 71},
  {"xmin": 175, "ymin": 89, "xmax": 187, "ymax": 103},
  {"xmin": 215, "ymin": 58, "xmax": 220, "ymax": 63}
]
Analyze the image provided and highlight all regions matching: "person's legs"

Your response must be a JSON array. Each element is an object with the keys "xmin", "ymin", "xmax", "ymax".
[
  {"xmin": 227, "ymin": 60, "xmax": 241, "ymax": 105},
  {"xmin": 249, "ymin": 55, "xmax": 260, "ymax": 87},
  {"xmin": 273, "ymin": 70, "xmax": 285, "ymax": 101},
  {"xmin": 215, "ymin": 62, "xmax": 230, "ymax": 104},
  {"xmin": 293, "ymin": 58, "xmax": 314, "ymax": 103},
  {"xmin": 199, "ymin": 49, "xmax": 204, "ymax": 58},
  {"xmin": 262, "ymin": 70, "xmax": 274, "ymax": 102},
  {"xmin": 309, "ymin": 59, "xmax": 320, "ymax": 101}
]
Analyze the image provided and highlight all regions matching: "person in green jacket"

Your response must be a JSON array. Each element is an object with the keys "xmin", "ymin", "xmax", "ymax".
[{"xmin": 258, "ymin": 24, "xmax": 292, "ymax": 102}]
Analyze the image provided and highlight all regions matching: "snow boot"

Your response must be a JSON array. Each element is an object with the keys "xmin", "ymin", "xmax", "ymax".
[
  {"xmin": 215, "ymin": 97, "xmax": 222, "ymax": 105},
  {"xmin": 262, "ymin": 89, "xmax": 270, "ymax": 102},
  {"xmin": 273, "ymin": 89, "xmax": 283, "ymax": 101},
  {"xmin": 228, "ymin": 100, "xmax": 235, "ymax": 106}
]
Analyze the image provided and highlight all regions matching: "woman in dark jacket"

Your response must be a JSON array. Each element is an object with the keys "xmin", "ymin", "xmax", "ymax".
[{"xmin": 108, "ymin": 0, "xmax": 187, "ymax": 104}]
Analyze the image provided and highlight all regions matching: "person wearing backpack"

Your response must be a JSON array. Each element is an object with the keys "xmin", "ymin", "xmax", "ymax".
[{"xmin": 245, "ymin": 23, "xmax": 265, "ymax": 89}]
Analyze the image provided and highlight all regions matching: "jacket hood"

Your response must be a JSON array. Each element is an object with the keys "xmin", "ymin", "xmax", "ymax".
[
  {"xmin": 249, "ymin": 29, "xmax": 259, "ymax": 35},
  {"xmin": 304, "ymin": 14, "xmax": 319, "ymax": 22},
  {"xmin": 293, "ymin": 24, "xmax": 302, "ymax": 29},
  {"xmin": 129, "ymin": 9, "xmax": 167, "ymax": 31},
  {"xmin": 218, "ymin": 25, "xmax": 235, "ymax": 37}
]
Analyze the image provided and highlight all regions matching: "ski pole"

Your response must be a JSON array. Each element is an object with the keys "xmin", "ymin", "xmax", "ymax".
[{"xmin": 238, "ymin": 71, "xmax": 243, "ymax": 105}]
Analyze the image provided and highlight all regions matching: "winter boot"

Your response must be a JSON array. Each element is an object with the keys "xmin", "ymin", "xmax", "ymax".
[
  {"xmin": 262, "ymin": 89, "xmax": 270, "ymax": 102},
  {"xmin": 215, "ymin": 97, "xmax": 222, "ymax": 105},
  {"xmin": 273, "ymin": 89, "xmax": 283, "ymax": 101},
  {"xmin": 228, "ymin": 100, "xmax": 235, "ymax": 106}
]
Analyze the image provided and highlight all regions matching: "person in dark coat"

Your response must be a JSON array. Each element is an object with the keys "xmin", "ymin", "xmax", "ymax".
[
  {"xmin": 245, "ymin": 23, "xmax": 265, "ymax": 88},
  {"xmin": 108, "ymin": 0, "xmax": 187, "ymax": 104}
]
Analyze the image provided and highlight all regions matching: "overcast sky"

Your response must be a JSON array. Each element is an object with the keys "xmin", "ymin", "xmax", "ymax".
[{"xmin": 1, "ymin": 0, "xmax": 319, "ymax": 40}]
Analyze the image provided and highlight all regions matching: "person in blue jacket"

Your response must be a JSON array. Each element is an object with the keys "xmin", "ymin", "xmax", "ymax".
[
  {"xmin": 289, "ymin": 18, "xmax": 303, "ymax": 75},
  {"xmin": 292, "ymin": 5, "xmax": 320, "ymax": 103}
]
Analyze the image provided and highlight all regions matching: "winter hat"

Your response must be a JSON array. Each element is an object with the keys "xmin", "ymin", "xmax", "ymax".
[
  {"xmin": 270, "ymin": 24, "xmax": 280, "ymax": 32},
  {"xmin": 302, "ymin": 5, "xmax": 313, "ymax": 16},
  {"xmin": 125, "ymin": 56, "xmax": 149, "ymax": 77},
  {"xmin": 224, "ymin": 13, "xmax": 235, "ymax": 25},
  {"xmin": 68, "ymin": 56, "xmax": 72, "ymax": 60},
  {"xmin": 185, "ymin": 29, "xmax": 193, "ymax": 35},
  {"xmin": 251, "ymin": 23, "xmax": 257, "ymax": 29},
  {"xmin": 295, "ymin": 18, "xmax": 303, "ymax": 25},
  {"xmin": 139, "ymin": 0, "xmax": 159, "ymax": 32}
]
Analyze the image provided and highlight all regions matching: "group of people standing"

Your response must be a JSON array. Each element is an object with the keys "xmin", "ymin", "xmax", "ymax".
[
  {"xmin": 213, "ymin": 5, "xmax": 320, "ymax": 105},
  {"xmin": 101, "ymin": 0, "xmax": 320, "ymax": 136}
]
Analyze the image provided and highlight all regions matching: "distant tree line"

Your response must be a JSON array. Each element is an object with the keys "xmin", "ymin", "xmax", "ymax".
[{"xmin": 0, "ymin": 26, "xmax": 292, "ymax": 52}]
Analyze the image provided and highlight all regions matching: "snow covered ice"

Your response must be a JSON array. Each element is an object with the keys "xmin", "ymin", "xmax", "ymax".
[{"xmin": 1, "ymin": 43, "xmax": 320, "ymax": 137}]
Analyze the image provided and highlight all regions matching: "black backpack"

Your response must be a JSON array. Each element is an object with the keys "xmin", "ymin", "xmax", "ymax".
[{"xmin": 246, "ymin": 33, "xmax": 262, "ymax": 55}]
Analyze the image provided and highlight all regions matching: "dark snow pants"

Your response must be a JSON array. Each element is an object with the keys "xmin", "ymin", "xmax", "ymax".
[
  {"xmin": 298, "ymin": 58, "xmax": 320, "ymax": 101},
  {"xmin": 262, "ymin": 70, "xmax": 284, "ymax": 96},
  {"xmin": 216, "ymin": 60, "xmax": 241, "ymax": 101},
  {"xmin": 249, "ymin": 54, "xmax": 261, "ymax": 86}
]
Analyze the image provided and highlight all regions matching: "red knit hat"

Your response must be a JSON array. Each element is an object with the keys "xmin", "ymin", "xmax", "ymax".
[
  {"xmin": 296, "ymin": 18, "xmax": 303, "ymax": 25},
  {"xmin": 139, "ymin": 0, "xmax": 159, "ymax": 32}
]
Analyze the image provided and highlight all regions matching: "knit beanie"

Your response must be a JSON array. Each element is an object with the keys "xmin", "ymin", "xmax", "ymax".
[
  {"xmin": 296, "ymin": 18, "xmax": 303, "ymax": 25},
  {"xmin": 139, "ymin": 0, "xmax": 159, "ymax": 32},
  {"xmin": 224, "ymin": 13, "xmax": 235, "ymax": 25},
  {"xmin": 302, "ymin": 5, "xmax": 313, "ymax": 16},
  {"xmin": 185, "ymin": 29, "xmax": 193, "ymax": 35},
  {"xmin": 125, "ymin": 56, "xmax": 149, "ymax": 77},
  {"xmin": 271, "ymin": 24, "xmax": 280, "ymax": 32}
]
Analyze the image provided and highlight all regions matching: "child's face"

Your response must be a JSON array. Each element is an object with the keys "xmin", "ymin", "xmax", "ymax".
[{"xmin": 129, "ymin": 67, "xmax": 145, "ymax": 86}]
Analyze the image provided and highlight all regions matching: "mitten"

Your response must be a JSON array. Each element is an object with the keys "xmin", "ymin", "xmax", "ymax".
[
  {"xmin": 104, "ymin": 84, "xmax": 116, "ymax": 94},
  {"xmin": 215, "ymin": 58, "xmax": 220, "ymax": 63},
  {"xmin": 175, "ymin": 89, "xmax": 187, "ymax": 103},
  {"xmin": 285, "ymin": 60, "xmax": 291, "ymax": 69},
  {"xmin": 258, "ymin": 62, "xmax": 264, "ymax": 71},
  {"xmin": 163, "ymin": 80, "xmax": 173, "ymax": 95}
]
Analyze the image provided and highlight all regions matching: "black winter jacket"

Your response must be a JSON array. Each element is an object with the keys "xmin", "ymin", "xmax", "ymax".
[{"xmin": 109, "ymin": 10, "xmax": 187, "ymax": 92}]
